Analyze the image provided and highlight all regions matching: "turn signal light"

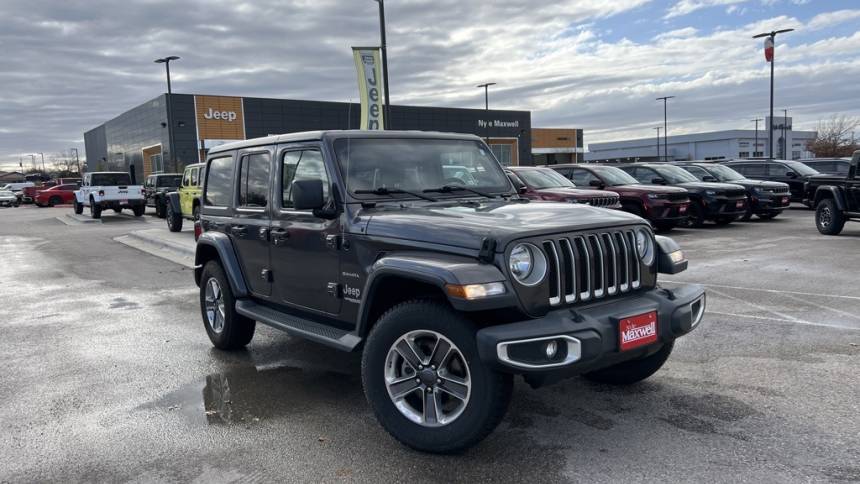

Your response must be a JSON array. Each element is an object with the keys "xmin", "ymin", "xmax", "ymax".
[{"xmin": 445, "ymin": 282, "xmax": 506, "ymax": 300}]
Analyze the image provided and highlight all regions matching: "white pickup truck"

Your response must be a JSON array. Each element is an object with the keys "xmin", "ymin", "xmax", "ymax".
[{"xmin": 73, "ymin": 172, "xmax": 145, "ymax": 219}]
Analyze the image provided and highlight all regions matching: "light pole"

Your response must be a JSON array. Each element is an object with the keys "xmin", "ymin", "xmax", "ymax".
[
  {"xmin": 71, "ymin": 148, "xmax": 81, "ymax": 173},
  {"xmin": 28, "ymin": 154, "xmax": 36, "ymax": 171},
  {"xmin": 37, "ymin": 152, "xmax": 45, "ymax": 172},
  {"xmin": 656, "ymin": 96, "xmax": 674, "ymax": 162},
  {"xmin": 477, "ymin": 82, "xmax": 497, "ymax": 143},
  {"xmin": 654, "ymin": 127, "xmax": 661, "ymax": 160},
  {"xmin": 782, "ymin": 108, "xmax": 789, "ymax": 159},
  {"xmin": 751, "ymin": 118, "xmax": 762, "ymax": 157},
  {"xmin": 155, "ymin": 55, "xmax": 180, "ymax": 172},
  {"xmin": 374, "ymin": 0, "xmax": 392, "ymax": 129},
  {"xmin": 753, "ymin": 28, "xmax": 794, "ymax": 159}
]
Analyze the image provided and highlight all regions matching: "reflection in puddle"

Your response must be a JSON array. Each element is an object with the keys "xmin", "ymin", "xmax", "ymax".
[{"xmin": 150, "ymin": 364, "xmax": 362, "ymax": 426}]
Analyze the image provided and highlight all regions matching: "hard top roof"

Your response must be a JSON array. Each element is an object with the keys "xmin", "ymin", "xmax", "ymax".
[{"xmin": 208, "ymin": 130, "xmax": 483, "ymax": 155}]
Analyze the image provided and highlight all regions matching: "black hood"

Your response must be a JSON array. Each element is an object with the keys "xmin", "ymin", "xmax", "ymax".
[
  {"xmin": 724, "ymin": 179, "xmax": 787, "ymax": 190},
  {"xmin": 357, "ymin": 200, "xmax": 644, "ymax": 251}
]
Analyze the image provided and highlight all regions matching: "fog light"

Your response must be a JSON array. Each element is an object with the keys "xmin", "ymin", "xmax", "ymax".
[{"xmin": 545, "ymin": 340, "xmax": 558, "ymax": 358}]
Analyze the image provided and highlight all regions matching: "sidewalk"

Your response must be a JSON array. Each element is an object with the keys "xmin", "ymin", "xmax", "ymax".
[{"xmin": 114, "ymin": 227, "xmax": 196, "ymax": 268}]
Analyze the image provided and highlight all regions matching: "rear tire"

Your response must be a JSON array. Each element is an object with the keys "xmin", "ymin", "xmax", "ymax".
[
  {"xmin": 739, "ymin": 205, "xmax": 753, "ymax": 221},
  {"xmin": 362, "ymin": 300, "xmax": 513, "ymax": 454},
  {"xmin": 155, "ymin": 197, "xmax": 166, "ymax": 218},
  {"xmin": 90, "ymin": 199, "xmax": 101, "ymax": 219},
  {"xmin": 48, "ymin": 196, "xmax": 61, "ymax": 207},
  {"xmin": 74, "ymin": 199, "xmax": 83, "ymax": 214},
  {"xmin": 132, "ymin": 205, "xmax": 144, "ymax": 217},
  {"xmin": 583, "ymin": 341, "xmax": 675, "ymax": 385},
  {"xmin": 685, "ymin": 202, "xmax": 705, "ymax": 228},
  {"xmin": 199, "ymin": 261, "xmax": 255, "ymax": 350},
  {"xmin": 816, "ymin": 198, "xmax": 845, "ymax": 235},
  {"xmin": 166, "ymin": 203, "xmax": 183, "ymax": 232}
]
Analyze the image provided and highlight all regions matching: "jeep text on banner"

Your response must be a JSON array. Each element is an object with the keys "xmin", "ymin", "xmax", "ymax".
[{"xmin": 352, "ymin": 47, "xmax": 386, "ymax": 130}]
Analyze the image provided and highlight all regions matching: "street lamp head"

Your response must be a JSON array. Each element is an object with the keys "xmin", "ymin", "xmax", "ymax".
[
  {"xmin": 154, "ymin": 56, "xmax": 180, "ymax": 63},
  {"xmin": 656, "ymin": 96, "xmax": 675, "ymax": 101},
  {"xmin": 477, "ymin": 82, "xmax": 497, "ymax": 88},
  {"xmin": 753, "ymin": 28, "xmax": 794, "ymax": 39}
]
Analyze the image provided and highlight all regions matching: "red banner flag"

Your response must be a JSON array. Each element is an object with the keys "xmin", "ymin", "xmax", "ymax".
[{"xmin": 764, "ymin": 37, "xmax": 774, "ymax": 62}]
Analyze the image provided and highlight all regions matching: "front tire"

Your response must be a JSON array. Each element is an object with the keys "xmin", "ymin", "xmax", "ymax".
[
  {"xmin": 155, "ymin": 197, "xmax": 166, "ymax": 218},
  {"xmin": 583, "ymin": 341, "xmax": 675, "ymax": 385},
  {"xmin": 74, "ymin": 199, "xmax": 83, "ymax": 214},
  {"xmin": 90, "ymin": 199, "xmax": 101, "ymax": 219},
  {"xmin": 48, "ymin": 196, "xmax": 61, "ymax": 207},
  {"xmin": 685, "ymin": 202, "xmax": 705, "ymax": 228},
  {"xmin": 362, "ymin": 300, "xmax": 513, "ymax": 454},
  {"xmin": 199, "ymin": 261, "xmax": 255, "ymax": 350},
  {"xmin": 816, "ymin": 198, "xmax": 845, "ymax": 235},
  {"xmin": 132, "ymin": 205, "xmax": 145, "ymax": 217},
  {"xmin": 166, "ymin": 203, "xmax": 183, "ymax": 232}
]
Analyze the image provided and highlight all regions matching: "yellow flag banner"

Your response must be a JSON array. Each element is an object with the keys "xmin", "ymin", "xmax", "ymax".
[{"xmin": 352, "ymin": 47, "xmax": 386, "ymax": 130}]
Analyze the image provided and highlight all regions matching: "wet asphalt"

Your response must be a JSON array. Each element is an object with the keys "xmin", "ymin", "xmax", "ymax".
[{"xmin": 1, "ymin": 205, "xmax": 859, "ymax": 483}]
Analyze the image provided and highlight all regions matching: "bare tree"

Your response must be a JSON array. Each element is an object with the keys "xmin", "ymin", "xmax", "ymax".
[{"xmin": 806, "ymin": 114, "xmax": 860, "ymax": 157}]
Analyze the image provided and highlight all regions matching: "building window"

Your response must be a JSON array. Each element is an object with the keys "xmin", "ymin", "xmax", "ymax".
[
  {"xmin": 753, "ymin": 151, "xmax": 763, "ymax": 157},
  {"xmin": 738, "ymin": 152, "xmax": 750, "ymax": 158},
  {"xmin": 792, "ymin": 151, "xmax": 801, "ymax": 160},
  {"xmin": 150, "ymin": 154, "xmax": 164, "ymax": 173},
  {"xmin": 490, "ymin": 144, "xmax": 513, "ymax": 166}
]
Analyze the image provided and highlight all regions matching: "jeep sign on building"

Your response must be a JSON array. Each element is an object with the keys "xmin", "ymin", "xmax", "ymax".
[{"xmin": 84, "ymin": 93, "xmax": 532, "ymax": 178}]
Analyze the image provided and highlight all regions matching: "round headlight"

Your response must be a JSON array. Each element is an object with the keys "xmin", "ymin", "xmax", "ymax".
[
  {"xmin": 635, "ymin": 228, "xmax": 655, "ymax": 265},
  {"xmin": 508, "ymin": 243, "xmax": 547, "ymax": 286}
]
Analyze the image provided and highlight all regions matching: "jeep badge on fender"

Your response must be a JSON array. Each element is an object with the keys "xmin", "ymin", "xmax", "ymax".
[{"xmin": 192, "ymin": 130, "xmax": 706, "ymax": 454}]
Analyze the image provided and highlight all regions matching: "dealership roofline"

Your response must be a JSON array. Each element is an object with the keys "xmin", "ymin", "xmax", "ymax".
[{"xmin": 589, "ymin": 128, "xmax": 817, "ymax": 152}]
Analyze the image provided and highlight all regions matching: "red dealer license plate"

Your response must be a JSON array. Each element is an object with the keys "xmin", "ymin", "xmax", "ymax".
[
  {"xmin": 679, "ymin": 205, "xmax": 688, "ymax": 213},
  {"xmin": 782, "ymin": 196, "xmax": 789, "ymax": 204},
  {"xmin": 736, "ymin": 200, "xmax": 745, "ymax": 208},
  {"xmin": 619, "ymin": 311, "xmax": 658, "ymax": 351}
]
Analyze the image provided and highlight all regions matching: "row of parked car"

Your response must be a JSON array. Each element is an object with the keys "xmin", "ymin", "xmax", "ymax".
[{"xmin": 0, "ymin": 178, "xmax": 82, "ymax": 208}]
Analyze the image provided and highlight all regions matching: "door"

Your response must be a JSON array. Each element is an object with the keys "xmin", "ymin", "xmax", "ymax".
[
  {"xmin": 849, "ymin": 171, "xmax": 860, "ymax": 211},
  {"xmin": 767, "ymin": 163, "xmax": 803, "ymax": 201},
  {"xmin": 180, "ymin": 166, "xmax": 201, "ymax": 216},
  {"xmin": 269, "ymin": 145, "xmax": 342, "ymax": 315},
  {"xmin": 231, "ymin": 151, "xmax": 273, "ymax": 298}
]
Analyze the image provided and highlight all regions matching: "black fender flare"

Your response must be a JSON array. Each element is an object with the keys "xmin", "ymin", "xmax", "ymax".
[
  {"xmin": 355, "ymin": 253, "xmax": 514, "ymax": 336},
  {"xmin": 194, "ymin": 231, "xmax": 249, "ymax": 298},
  {"xmin": 166, "ymin": 192, "xmax": 181, "ymax": 214},
  {"xmin": 813, "ymin": 186, "xmax": 846, "ymax": 210}
]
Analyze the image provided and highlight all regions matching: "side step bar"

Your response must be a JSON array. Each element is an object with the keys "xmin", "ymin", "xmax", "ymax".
[{"xmin": 235, "ymin": 299, "xmax": 362, "ymax": 352}]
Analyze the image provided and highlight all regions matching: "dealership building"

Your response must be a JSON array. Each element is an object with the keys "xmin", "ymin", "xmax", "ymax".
[
  {"xmin": 586, "ymin": 117, "xmax": 816, "ymax": 163},
  {"xmin": 84, "ymin": 93, "xmax": 540, "ymax": 178}
]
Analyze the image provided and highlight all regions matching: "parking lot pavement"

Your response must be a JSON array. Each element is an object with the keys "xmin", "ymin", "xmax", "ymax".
[{"xmin": 1, "ymin": 205, "xmax": 858, "ymax": 482}]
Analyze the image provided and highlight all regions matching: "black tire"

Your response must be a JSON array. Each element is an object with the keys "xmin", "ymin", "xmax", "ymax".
[
  {"xmin": 583, "ymin": 341, "xmax": 675, "ymax": 385},
  {"xmin": 654, "ymin": 221, "xmax": 675, "ymax": 232},
  {"xmin": 622, "ymin": 203, "xmax": 644, "ymax": 218},
  {"xmin": 73, "ymin": 199, "xmax": 83, "ymax": 214},
  {"xmin": 757, "ymin": 211, "xmax": 779, "ymax": 220},
  {"xmin": 155, "ymin": 197, "xmax": 166, "ymax": 218},
  {"xmin": 90, "ymin": 199, "xmax": 101, "ymax": 219},
  {"xmin": 112, "ymin": 207, "xmax": 123, "ymax": 214},
  {"xmin": 739, "ymin": 205, "xmax": 753, "ymax": 221},
  {"xmin": 132, "ymin": 205, "xmax": 145, "ymax": 217},
  {"xmin": 13, "ymin": 200, "xmax": 20, "ymax": 207},
  {"xmin": 48, "ymin": 196, "xmax": 61, "ymax": 207},
  {"xmin": 362, "ymin": 300, "xmax": 513, "ymax": 454},
  {"xmin": 816, "ymin": 198, "xmax": 845, "ymax": 236},
  {"xmin": 685, "ymin": 202, "xmax": 705, "ymax": 228},
  {"xmin": 199, "ymin": 261, "xmax": 255, "ymax": 350},
  {"xmin": 166, "ymin": 203, "xmax": 183, "ymax": 232},
  {"xmin": 192, "ymin": 203, "xmax": 200, "ymax": 221}
]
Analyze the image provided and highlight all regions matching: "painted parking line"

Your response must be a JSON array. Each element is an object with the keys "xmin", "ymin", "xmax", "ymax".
[
  {"xmin": 663, "ymin": 281, "xmax": 860, "ymax": 302},
  {"xmin": 707, "ymin": 311, "xmax": 860, "ymax": 331}
]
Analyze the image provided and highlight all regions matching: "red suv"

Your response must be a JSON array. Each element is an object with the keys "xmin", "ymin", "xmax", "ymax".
[
  {"xmin": 34, "ymin": 184, "xmax": 79, "ymax": 207},
  {"xmin": 550, "ymin": 164, "xmax": 690, "ymax": 231},
  {"xmin": 505, "ymin": 166, "xmax": 621, "ymax": 208}
]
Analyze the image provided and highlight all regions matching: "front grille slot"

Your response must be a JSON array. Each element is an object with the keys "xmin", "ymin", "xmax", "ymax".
[{"xmin": 543, "ymin": 229, "xmax": 642, "ymax": 307}]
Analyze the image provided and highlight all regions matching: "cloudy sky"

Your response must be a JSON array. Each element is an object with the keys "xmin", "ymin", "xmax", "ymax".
[{"xmin": 1, "ymin": 0, "xmax": 859, "ymax": 170}]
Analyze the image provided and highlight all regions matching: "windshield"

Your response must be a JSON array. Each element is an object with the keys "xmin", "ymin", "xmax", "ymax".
[
  {"xmin": 91, "ymin": 173, "xmax": 131, "ymax": 186},
  {"xmin": 784, "ymin": 160, "xmax": 819, "ymax": 176},
  {"xmin": 515, "ymin": 168, "xmax": 575, "ymax": 189},
  {"xmin": 593, "ymin": 166, "xmax": 639, "ymax": 186},
  {"xmin": 156, "ymin": 175, "xmax": 182, "ymax": 188},
  {"xmin": 334, "ymin": 138, "xmax": 511, "ymax": 199},
  {"xmin": 653, "ymin": 165, "xmax": 700, "ymax": 184},
  {"xmin": 705, "ymin": 165, "xmax": 745, "ymax": 182}
]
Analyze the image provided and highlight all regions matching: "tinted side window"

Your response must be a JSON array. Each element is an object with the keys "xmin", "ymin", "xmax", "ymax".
[
  {"xmin": 570, "ymin": 169, "xmax": 599, "ymax": 186},
  {"xmin": 738, "ymin": 164, "xmax": 766, "ymax": 176},
  {"xmin": 182, "ymin": 170, "xmax": 191, "ymax": 187},
  {"xmin": 554, "ymin": 168, "xmax": 573, "ymax": 180},
  {"xmin": 204, "ymin": 157, "xmax": 234, "ymax": 207},
  {"xmin": 190, "ymin": 168, "xmax": 199, "ymax": 186},
  {"xmin": 627, "ymin": 167, "xmax": 653, "ymax": 183},
  {"xmin": 238, "ymin": 153, "xmax": 271, "ymax": 208},
  {"xmin": 767, "ymin": 163, "xmax": 793, "ymax": 177},
  {"xmin": 281, "ymin": 150, "xmax": 329, "ymax": 209},
  {"xmin": 683, "ymin": 166, "xmax": 710, "ymax": 180}
]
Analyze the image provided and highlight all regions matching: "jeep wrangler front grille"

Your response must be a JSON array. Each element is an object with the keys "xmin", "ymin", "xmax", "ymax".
[{"xmin": 541, "ymin": 229, "xmax": 641, "ymax": 306}]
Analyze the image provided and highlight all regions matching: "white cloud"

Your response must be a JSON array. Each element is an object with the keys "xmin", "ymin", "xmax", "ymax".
[
  {"xmin": 665, "ymin": 0, "xmax": 748, "ymax": 19},
  {"xmin": 808, "ymin": 9, "xmax": 860, "ymax": 30}
]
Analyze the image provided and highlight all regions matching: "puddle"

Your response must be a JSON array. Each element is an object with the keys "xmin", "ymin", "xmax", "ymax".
[
  {"xmin": 109, "ymin": 297, "xmax": 141, "ymax": 310},
  {"xmin": 145, "ymin": 364, "xmax": 362, "ymax": 425}
]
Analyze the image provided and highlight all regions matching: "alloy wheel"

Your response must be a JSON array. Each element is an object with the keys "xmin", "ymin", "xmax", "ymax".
[
  {"xmin": 819, "ymin": 206, "xmax": 832, "ymax": 229},
  {"xmin": 204, "ymin": 277, "xmax": 226, "ymax": 333},
  {"xmin": 384, "ymin": 330, "xmax": 471, "ymax": 427}
]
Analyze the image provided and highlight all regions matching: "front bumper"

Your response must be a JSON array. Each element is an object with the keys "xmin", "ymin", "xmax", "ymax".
[
  {"xmin": 751, "ymin": 194, "xmax": 790, "ymax": 213},
  {"xmin": 704, "ymin": 197, "xmax": 747, "ymax": 218},
  {"xmin": 476, "ymin": 283, "xmax": 705, "ymax": 376},
  {"xmin": 646, "ymin": 200, "xmax": 690, "ymax": 223}
]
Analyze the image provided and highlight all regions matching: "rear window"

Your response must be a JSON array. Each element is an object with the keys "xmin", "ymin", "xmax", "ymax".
[
  {"xmin": 204, "ymin": 157, "xmax": 235, "ymax": 207},
  {"xmin": 91, "ymin": 173, "xmax": 131, "ymax": 186},
  {"xmin": 156, "ymin": 175, "xmax": 182, "ymax": 188}
]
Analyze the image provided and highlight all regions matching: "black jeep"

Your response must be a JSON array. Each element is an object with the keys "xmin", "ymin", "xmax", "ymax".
[
  {"xmin": 193, "ymin": 131, "xmax": 706, "ymax": 453},
  {"xmin": 813, "ymin": 150, "xmax": 860, "ymax": 235},
  {"xmin": 143, "ymin": 173, "xmax": 182, "ymax": 218}
]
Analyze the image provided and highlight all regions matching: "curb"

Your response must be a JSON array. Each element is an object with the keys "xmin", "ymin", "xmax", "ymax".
[
  {"xmin": 114, "ymin": 228, "xmax": 195, "ymax": 268},
  {"xmin": 57, "ymin": 213, "xmax": 103, "ymax": 225}
]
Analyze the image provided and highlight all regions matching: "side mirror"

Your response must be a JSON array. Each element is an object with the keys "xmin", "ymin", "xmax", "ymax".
[
  {"xmin": 651, "ymin": 177, "xmax": 667, "ymax": 185},
  {"xmin": 702, "ymin": 175, "xmax": 717, "ymax": 182},
  {"xmin": 786, "ymin": 171, "xmax": 798, "ymax": 179},
  {"xmin": 518, "ymin": 186, "xmax": 528, "ymax": 195},
  {"xmin": 292, "ymin": 179, "xmax": 325, "ymax": 210},
  {"xmin": 589, "ymin": 179, "xmax": 605, "ymax": 189}
]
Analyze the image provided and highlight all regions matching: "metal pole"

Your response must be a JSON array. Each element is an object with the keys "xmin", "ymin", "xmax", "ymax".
[
  {"xmin": 751, "ymin": 118, "xmax": 761, "ymax": 157},
  {"xmin": 654, "ymin": 127, "xmax": 661, "ymax": 160},
  {"xmin": 71, "ymin": 148, "xmax": 81, "ymax": 173},
  {"xmin": 782, "ymin": 108, "xmax": 788, "ymax": 159},
  {"xmin": 165, "ymin": 62, "xmax": 177, "ymax": 172},
  {"xmin": 38, "ymin": 152, "xmax": 45, "ymax": 172},
  {"xmin": 376, "ymin": 0, "xmax": 391, "ymax": 129},
  {"xmin": 656, "ymin": 96, "xmax": 674, "ymax": 162},
  {"xmin": 769, "ymin": 43, "xmax": 774, "ymax": 158},
  {"xmin": 477, "ymin": 83, "xmax": 496, "ymax": 144}
]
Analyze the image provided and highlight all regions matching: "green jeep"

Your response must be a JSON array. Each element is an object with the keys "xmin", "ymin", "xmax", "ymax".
[{"xmin": 166, "ymin": 162, "xmax": 204, "ymax": 233}]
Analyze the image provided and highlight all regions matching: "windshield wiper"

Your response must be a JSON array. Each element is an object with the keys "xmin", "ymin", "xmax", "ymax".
[
  {"xmin": 354, "ymin": 187, "xmax": 438, "ymax": 202},
  {"xmin": 423, "ymin": 185, "xmax": 497, "ymax": 199}
]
